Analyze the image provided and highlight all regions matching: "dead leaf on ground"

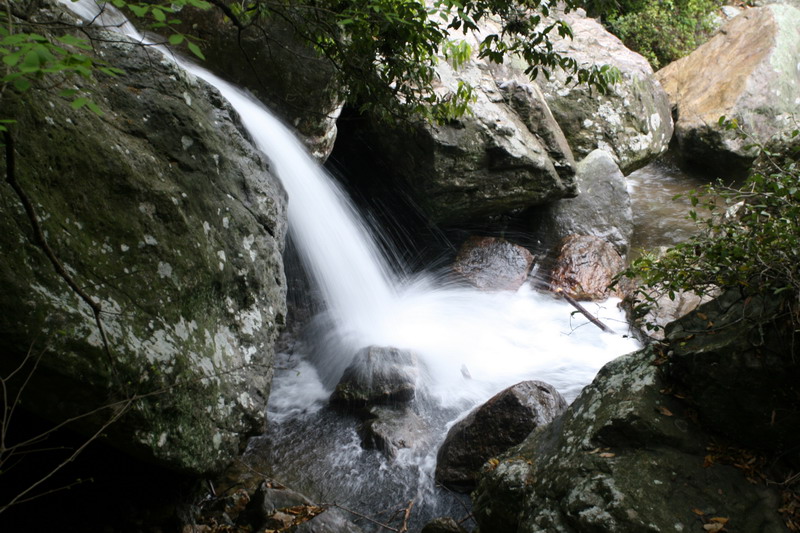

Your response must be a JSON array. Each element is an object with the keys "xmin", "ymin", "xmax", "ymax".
[{"xmin": 657, "ymin": 406, "xmax": 674, "ymax": 416}]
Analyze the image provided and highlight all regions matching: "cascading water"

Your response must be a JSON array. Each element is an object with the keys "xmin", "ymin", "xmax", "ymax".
[{"xmin": 63, "ymin": 2, "xmax": 645, "ymax": 529}]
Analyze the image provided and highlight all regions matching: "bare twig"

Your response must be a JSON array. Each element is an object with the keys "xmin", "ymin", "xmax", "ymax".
[
  {"xmin": 398, "ymin": 499, "xmax": 414, "ymax": 533},
  {"xmin": 0, "ymin": 397, "xmax": 132, "ymax": 513},
  {"xmin": 554, "ymin": 288, "xmax": 616, "ymax": 334}
]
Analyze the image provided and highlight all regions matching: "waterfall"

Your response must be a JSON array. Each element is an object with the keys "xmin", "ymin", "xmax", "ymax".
[{"xmin": 61, "ymin": 2, "xmax": 642, "ymax": 527}]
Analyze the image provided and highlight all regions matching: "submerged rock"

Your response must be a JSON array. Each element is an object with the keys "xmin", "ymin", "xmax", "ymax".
[
  {"xmin": 0, "ymin": 5, "xmax": 287, "ymax": 474},
  {"xmin": 549, "ymin": 235, "xmax": 625, "ymax": 301},
  {"xmin": 529, "ymin": 149, "xmax": 634, "ymax": 255},
  {"xmin": 472, "ymin": 346, "xmax": 788, "ymax": 532},
  {"xmin": 657, "ymin": 4, "xmax": 800, "ymax": 176},
  {"xmin": 452, "ymin": 236, "xmax": 535, "ymax": 291},
  {"xmin": 359, "ymin": 405, "xmax": 430, "ymax": 459},
  {"xmin": 330, "ymin": 346, "xmax": 419, "ymax": 407},
  {"xmin": 435, "ymin": 380, "xmax": 567, "ymax": 492},
  {"xmin": 537, "ymin": 11, "xmax": 673, "ymax": 173}
]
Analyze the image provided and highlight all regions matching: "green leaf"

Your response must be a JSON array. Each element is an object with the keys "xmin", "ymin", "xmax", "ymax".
[
  {"xmin": 129, "ymin": 4, "xmax": 149, "ymax": 17},
  {"xmin": 168, "ymin": 33, "xmax": 185, "ymax": 45},
  {"xmin": 151, "ymin": 7, "xmax": 167, "ymax": 22},
  {"xmin": 86, "ymin": 100, "xmax": 103, "ymax": 115},
  {"xmin": 71, "ymin": 97, "xmax": 90, "ymax": 110},
  {"xmin": 187, "ymin": 41, "xmax": 205, "ymax": 60},
  {"xmin": 12, "ymin": 77, "xmax": 30, "ymax": 91}
]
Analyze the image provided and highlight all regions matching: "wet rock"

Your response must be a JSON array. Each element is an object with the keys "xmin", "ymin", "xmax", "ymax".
[
  {"xmin": 196, "ymin": 477, "xmax": 365, "ymax": 533},
  {"xmin": 452, "ymin": 236, "xmax": 535, "ymax": 291},
  {"xmin": 472, "ymin": 346, "xmax": 788, "ymax": 533},
  {"xmin": 529, "ymin": 149, "xmax": 634, "ymax": 255},
  {"xmin": 359, "ymin": 406, "xmax": 430, "ymax": 459},
  {"xmin": 656, "ymin": 4, "xmax": 800, "ymax": 177},
  {"xmin": 421, "ymin": 517, "xmax": 469, "ymax": 533},
  {"xmin": 538, "ymin": 11, "xmax": 673, "ymax": 173},
  {"xmin": 330, "ymin": 346, "xmax": 419, "ymax": 407},
  {"xmin": 622, "ymin": 287, "xmax": 715, "ymax": 341},
  {"xmin": 0, "ymin": 4, "xmax": 286, "ymax": 474},
  {"xmin": 173, "ymin": 7, "xmax": 343, "ymax": 160},
  {"xmin": 549, "ymin": 235, "xmax": 625, "ymax": 301},
  {"xmin": 435, "ymin": 380, "xmax": 567, "ymax": 492},
  {"xmin": 253, "ymin": 483, "xmax": 364, "ymax": 533}
]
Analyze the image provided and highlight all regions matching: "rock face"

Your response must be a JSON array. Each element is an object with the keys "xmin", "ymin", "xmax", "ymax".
[
  {"xmin": 452, "ymin": 236, "xmax": 535, "ymax": 291},
  {"xmin": 435, "ymin": 380, "xmax": 567, "ymax": 492},
  {"xmin": 549, "ymin": 235, "xmax": 625, "ymax": 301},
  {"xmin": 529, "ymin": 149, "xmax": 634, "ymax": 255},
  {"xmin": 656, "ymin": 4, "xmax": 800, "ymax": 176},
  {"xmin": 537, "ymin": 11, "xmax": 673, "ymax": 174},
  {"xmin": 330, "ymin": 346, "xmax": 419, "ymax": 407},
  {"xmin": 0, "ymin": 8, "xmax": 287, "ymax": 474},
  {"xmin": 175, "ymin": 6, "xmax": 343, "ymax": 160},
  {"xmin": 666, "ymin": 289, "xmax": 800, "ymax": 456},
  {"xmin": 472, "ymin": 346, "xmax": 788, "ymax": 533},
  {"xmin": 331, "ymin": 45, "xmax": 578, "ymax": 226}
]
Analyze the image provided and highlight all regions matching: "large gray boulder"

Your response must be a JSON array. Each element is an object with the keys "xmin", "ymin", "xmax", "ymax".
[
  {"xmin": 529, "ymin": 149, "xmax": 634, "ymax": 255},
  {"xmin": 435, "ymin": 380, "xmax": 567, "ymax": 492},
  {"xmin": 0, "ymin": 6, "xmax": 287, "ymax": 474},
  {"xmin": 656, "ymin": 4, "xmax": 800, "ymax": 176},
  {"xmin": 536, "ymin": 11, "xmax": 673, "ymax": 174},
  {"xmin": 333, "ymin": 42, "xmax": 578, "ymax": 226},
  {"xmin": 472, "ymin": 346, "xmax": 788, "ymax": 533}
]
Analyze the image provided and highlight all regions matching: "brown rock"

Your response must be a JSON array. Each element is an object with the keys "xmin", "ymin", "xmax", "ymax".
[
  {"xmin": 550, "ymin": 235, "xmax": 624, "ymax": 301},
  {"xmin": 452, "ymin": 236, "xmax": 535, "ymax": 291},
  {"xmin": 656, "ymin": 4, "xmax": 800, "ymax": 175}
]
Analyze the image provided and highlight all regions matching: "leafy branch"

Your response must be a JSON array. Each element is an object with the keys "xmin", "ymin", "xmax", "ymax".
[{"xmin": 615, "ymin": 119, "xmax": 800, "ymax": 333}]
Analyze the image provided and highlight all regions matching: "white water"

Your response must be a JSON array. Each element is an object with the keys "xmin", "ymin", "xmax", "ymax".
[{"xmin": 63, "ymin": 2, "xmax": 642, "ymax": 527}]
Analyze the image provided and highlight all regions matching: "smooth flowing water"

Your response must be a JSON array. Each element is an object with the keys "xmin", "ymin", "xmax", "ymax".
[{"xmin": 61, "ymin": 3, "xmax": 708, "ymax": 530}]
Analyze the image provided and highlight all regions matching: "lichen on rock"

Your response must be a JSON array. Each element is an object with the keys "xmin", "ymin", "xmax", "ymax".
[{"xmin": 0, "ymin": 5, "xmax": 287, "ymax": 475}]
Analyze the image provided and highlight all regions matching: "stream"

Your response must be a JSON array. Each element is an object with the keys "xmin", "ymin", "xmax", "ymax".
[{"xmin": 62, "ymin": 2, "xmax": 711, "ymax": 530}]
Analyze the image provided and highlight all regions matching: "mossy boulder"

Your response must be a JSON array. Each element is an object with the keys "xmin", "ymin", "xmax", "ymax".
[
  {"xmin": 0, "ymin": 5, "xmax": 287, "ymax": 474},
  {"xmin": 472, "ymin": 346, "xmax": 787, "ymax": 532}
]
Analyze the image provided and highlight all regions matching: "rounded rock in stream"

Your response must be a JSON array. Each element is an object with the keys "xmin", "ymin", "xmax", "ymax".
[
  {"xmin": 359, "ymin": 406, "xmax": 430, "ymax": 459},
  {"xmin": 452, "ymin": 236, "xmax": 535, "ymax": 291},
  {"xmin": 549, "ymin": 235, "xmax": 625, "ymax": 301},
  {"xmin": 435, "ymin": 380, "xmax": 567, "ymax": 492},
  {"xmin": 330, "ymin": 346, "xmax": 419, "ymax": 407}
]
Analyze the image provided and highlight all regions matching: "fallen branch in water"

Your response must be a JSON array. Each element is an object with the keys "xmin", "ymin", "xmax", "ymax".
[
  {"xmin": 398, "ymin": 499, "xmax": 414, "ymax": 533},
  {"xmin": 554, "ymin": 288, "xmax": 615, "ymax": 334}
]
